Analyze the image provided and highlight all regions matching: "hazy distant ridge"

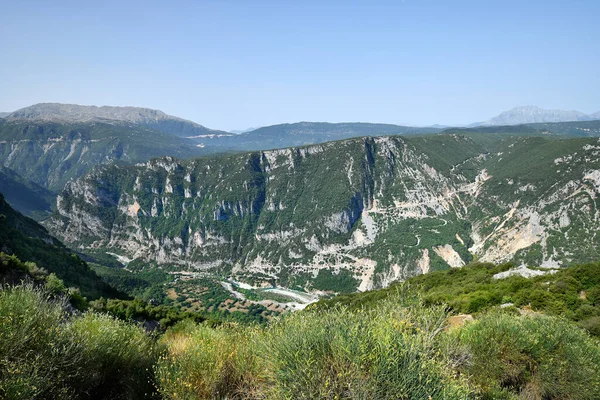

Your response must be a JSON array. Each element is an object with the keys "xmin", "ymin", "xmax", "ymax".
[
  {"xmin": 5, "ymin": 102, "xmax": 600, "ymax": 134},
  {"xmin": 480, "ymin": 105, "xmax": 598, "ymax": 126}
]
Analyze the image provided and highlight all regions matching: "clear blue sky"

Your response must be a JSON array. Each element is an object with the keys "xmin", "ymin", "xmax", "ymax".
[{"xmin": 1, "ymin": 0, "xmax": 599, "ymax": 130}]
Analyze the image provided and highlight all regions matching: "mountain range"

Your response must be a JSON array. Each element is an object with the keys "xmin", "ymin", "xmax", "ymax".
[
  {"xmin": 1, "ymin": 102, "xmax": 600, "ymax": 214},
  {"xmin": 2, "ymin": 101, "xmax": 600, "ymax": 293},
  {"xmin": 193, "ymin": 122, "xmax": 444, "ymax": 151},
  {"xmin": 2, "ymin": 103, "xmax": 599, "ymax": 131}
]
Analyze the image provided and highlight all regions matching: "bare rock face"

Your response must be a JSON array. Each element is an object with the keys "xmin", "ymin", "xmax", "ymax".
[{"xmin": 46, "ymin": 134, "xmax": 600, "ymax": 292}]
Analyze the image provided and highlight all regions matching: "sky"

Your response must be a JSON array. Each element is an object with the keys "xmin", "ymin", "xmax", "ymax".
[{"xmin": 1, "ymin": 0, "xmax": 599, "ymax": 130}]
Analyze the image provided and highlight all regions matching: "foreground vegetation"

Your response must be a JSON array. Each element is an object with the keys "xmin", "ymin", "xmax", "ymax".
[
  {"xmin": 2, "ymin": 279, "xmax": 600, "ymax": 399},
  {"xmin": 0, "ymin": 284, "xmax": 159, "ymax": 399}
]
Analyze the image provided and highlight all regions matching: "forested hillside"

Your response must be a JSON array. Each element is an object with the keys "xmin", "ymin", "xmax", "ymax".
[{"xmin": 0, "ymin": 193, "xmax": 124, "ymax": 300}]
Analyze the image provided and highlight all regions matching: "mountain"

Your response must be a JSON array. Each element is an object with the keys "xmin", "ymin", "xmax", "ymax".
[
  {"xmin": 46, "ymin": 132, "xmax": 600, "ymax": 292},
  {"xmin": 480, "ymin": 105, "xmax": 594, "ymax": 126},
  {"xmin": 0, "ymin": 166, "xmax": 54, "ymax": 217},
  {"xmin": 0, "ymin": 192, "xmax": 125, "ymax": 300},
  {"xmin": 6, "ymin": 102, "xmax": 228, "ymax": 138},
  {"xmin": 192, "ymin": 122, "xmax": 443, "ymax": 151},
  {"xmin": 0, "ymin": 112, "xmax": 9, "ymax": 118},
  {"xmin": 1, "ymin": 104, "xmax": 447, "ymax": 185},
  {"xmin": 0, "ymin": 119, "xmax": 205, "ymax": 191}
]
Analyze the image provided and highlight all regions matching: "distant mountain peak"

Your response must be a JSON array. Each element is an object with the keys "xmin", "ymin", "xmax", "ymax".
[
  {"xmin": 6, "ymin": 102, "xmax": 226, "ymax": 137},
  {"xmin": 9, "ymin": 102, "xmax": 186, "ymax": 124},
  {"xmin": 481, "ymin": 105, "xmax": 593, "ymax": 126}
]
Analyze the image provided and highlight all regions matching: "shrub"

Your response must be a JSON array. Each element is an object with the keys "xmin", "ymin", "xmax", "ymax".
[
  {"xmin": 155, "ymin": 294, "xmax": 472, "ymax": 400},
  {"xmin": 451, "ymin": 311, "xmax": 600, "ymax": 399},
  {"xmin": 155, "ymin": 320, "xmax": 265, "ymax": 399},
  {"xmin": 260, "ymin": 294, "xmax": 471, "ymax": 399},
  {"xmin": 24, "ymin": 262, "xmax": 48, "ymax": 280},
  {"xmin": 0, "ymin": 284, "xmax": 159, "ymax": 399},
  {"xmin": 44, "ymin": 273, "xmax": 66, "ymax": 295},
  {"xmin": 579, "ymin": 316, "xmax": 600, "ymax": 337},
  {"xmin": 63, "ymin": 312, "xmax": 160, "ymax": 399},
  {"xmin": 0, "ymin": 284, "xmax": 81, "ymax": 399}
]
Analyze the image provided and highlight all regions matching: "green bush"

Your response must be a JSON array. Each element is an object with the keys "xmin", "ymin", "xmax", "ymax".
[
  {"xmin": 155, "ymin": 320, "xmax": 265, "ymax": 399},
  {"xmin": 451, "ymin": 311, "xmax": 600, "ymax": 399},
  {"xmin": 4, "ymin": 280, "xmax": 600, "ymax": 400},
  {"xmin": 261, "ymin": 297, "xmax": 470, "ymax": 399},
  {"xmin": 0, "ymin": 284, "xmax": 80, "ymax": 399},
  {"xmin": 63, "ymin": 312, "xmax": 160, "ymax": 399},
  {"xmin": 579, "ymin": 316, "xmax": 600, "ymax": 337},
  {"xmin": 156, "ymin": 293, "xmax": 471, "ymax": 399},
  {"xmin": 0, "ymin": 284, "xmax": 159, "ymax": 399},
  {"xmin": 44, "ymin": 272, "xmax": 66, "ymax": 295}
]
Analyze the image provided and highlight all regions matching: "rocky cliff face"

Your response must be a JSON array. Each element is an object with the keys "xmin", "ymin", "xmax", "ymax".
[{"xmin": 47, "ymin": 134, "xmax": 600, "ymax": 291}]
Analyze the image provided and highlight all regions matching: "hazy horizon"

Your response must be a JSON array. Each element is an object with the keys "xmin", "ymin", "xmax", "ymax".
[{"xmin": 2, "ymin": 0, "xmax": 599, "ymax": 131}]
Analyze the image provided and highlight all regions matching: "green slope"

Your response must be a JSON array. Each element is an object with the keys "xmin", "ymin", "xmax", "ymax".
[
  {"xmin": 315, "ymin": 260, "xmax": 600, "ymax": 335},
  {"xmin": 0, "ymin": 192, "xmax": 125, "ymax": 300},
  {"xmin": 443, "ymin": 119, "xmax": 600, "ymax": 137}
]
